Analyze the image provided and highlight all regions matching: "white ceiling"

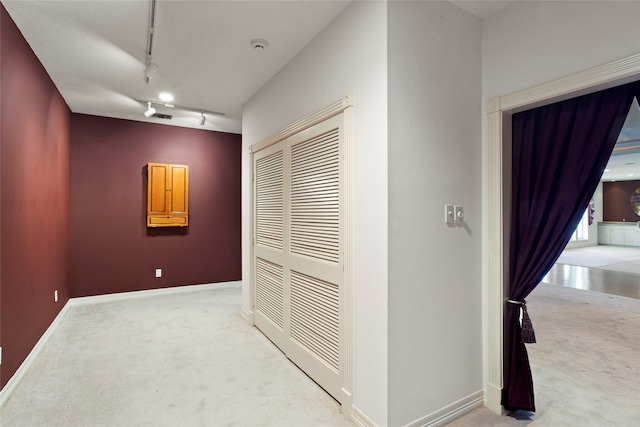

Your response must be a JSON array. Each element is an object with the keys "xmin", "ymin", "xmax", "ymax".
[
  {"xmin": 2, "ymin": 0, "xmax": 351, "ymax": 134},
  {"xmin": 2, "ymin": 0, "xmax": 518, "ymax": 135},
  {"xmin": 450, "ymin": 0, "xmax": 514, "ymax": 19},
  {"xmin": 3, "ymin": 0, "xmax": 638, "ymax": 181}
]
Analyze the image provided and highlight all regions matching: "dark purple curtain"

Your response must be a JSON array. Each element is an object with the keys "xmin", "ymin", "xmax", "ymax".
[{"xmin": 502, "ymin": 81, "xmax": 640, "ymax": 412}]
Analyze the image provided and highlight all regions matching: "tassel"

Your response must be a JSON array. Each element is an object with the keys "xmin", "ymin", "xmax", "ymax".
[{"xmin": 521, "ymin": 304, "xmax": 536, "ymax": 343}]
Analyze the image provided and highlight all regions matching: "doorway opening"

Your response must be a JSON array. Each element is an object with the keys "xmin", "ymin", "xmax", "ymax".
[{"xmin": 484, "ymin": 53, "xmax": 640, "ymax": 414}]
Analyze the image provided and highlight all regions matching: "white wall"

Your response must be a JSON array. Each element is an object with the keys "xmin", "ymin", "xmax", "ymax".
[
  {"xmin": 482, "ymin": 1, "xmax": 640, "ymax": 274},
  {"xmin": 241, "ymin": 2, "xmax": 388, "ymax": 424},
  {"xmin": 387, "ymin": 2, "xmax": 483, "ymax": 426},
  {"xmin": 483, "ymin": 1, "xmax": 640, "ymax": 101}
]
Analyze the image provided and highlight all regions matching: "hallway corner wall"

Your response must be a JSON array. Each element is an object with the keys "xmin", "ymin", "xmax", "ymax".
[
  {"xmin": 0, "ymin": 4, "xmax": 71, "ymax": 389},
  {"xmin": 387, "ymin": 2, "xmax": 484, "ymax": 425}
]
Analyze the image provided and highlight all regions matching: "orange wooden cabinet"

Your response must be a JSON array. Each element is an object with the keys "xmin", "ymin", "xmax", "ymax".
[{"xmin": 147, "ymin": 163, "xmax": 189, "ymax": 227}]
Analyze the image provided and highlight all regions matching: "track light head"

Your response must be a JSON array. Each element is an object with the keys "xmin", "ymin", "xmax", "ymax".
[
  {"xmin": 144, "ymin": 102, "xmax": 156, "ymax": 118},
  {"xmin": 143, "ymin": 63, "xmax": 159, "ymax": 79},
  {"xmin": 135, "ymin": 98, "xmax": 226, "ymax": 121}
]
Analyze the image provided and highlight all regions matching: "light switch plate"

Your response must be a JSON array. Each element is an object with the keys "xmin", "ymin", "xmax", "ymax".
[{"xmin": 445, "ymin": 204, "xmax": 455, "ymax": 224}]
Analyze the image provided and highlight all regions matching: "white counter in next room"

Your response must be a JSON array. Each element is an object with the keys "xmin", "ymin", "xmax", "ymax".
[{"xmin": 598, "ymin": 221, "xmax": 640, "ymax": 247}]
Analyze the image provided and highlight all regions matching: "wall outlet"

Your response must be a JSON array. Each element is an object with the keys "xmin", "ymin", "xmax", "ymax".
[
  {"xmin": 0, "ymin": 346, "xmax": 2, "ymax": 365},
  {"xmin": 155, "ymin": 268, "xmax": 162, "ymax": 278},
  {"xmin": 54, "ymin": 290, "xmax": 58, "ymax": 303},
  {"xmin": 454, "ymin": 205, "xmax": 464, "ymax": 223}
]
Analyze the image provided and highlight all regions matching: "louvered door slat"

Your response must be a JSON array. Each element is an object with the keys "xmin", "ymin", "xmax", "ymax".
[
  {"xmin": 290, "ymin": 270, "xmax": 340, "ymax": 371},
  {"xmin": 290, "ymin": 288, "xmax": 341, "ymax": 328},
  {"xmin": 293, "ymin": 159, "xmax": 338, "ymax": 173},
  {"xmin": 256, "ymin": 258, "xmax": 284, "ymax": 329},
  {"xmin": 291, "ymin": 175, "xmax": 339, "ymax": 188},
  {"xmin": 256, "ymin": 151, "xmax": 283, "ymax": 251},
  {"xmin": 291, "ymin": 200, "xmax": 338, "ymax": 208},
  {"xmin": 290, "ymin": 128, "xmax": 340, "ymax": 264}
]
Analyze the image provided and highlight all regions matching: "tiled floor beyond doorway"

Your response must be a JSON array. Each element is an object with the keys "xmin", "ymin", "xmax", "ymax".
[{"xmin": 545, "ymin": 245, "xmax": 640, "ymax": 299}]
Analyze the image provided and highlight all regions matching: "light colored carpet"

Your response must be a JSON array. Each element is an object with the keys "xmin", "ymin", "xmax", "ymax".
[
  {"xmin": 556, "ymin": 245, "xmax": 640, "ymax": 272},
  {"xmin": 447, "ymin": 283, "xmax": 640, "ymax": 426},
  {"xmin": 3, "ymin": 282, "xmax": 638, "ymax": 427},
  {"xmin": 0, "ymin": 283, "xmax": 352, "ymax": 427}
]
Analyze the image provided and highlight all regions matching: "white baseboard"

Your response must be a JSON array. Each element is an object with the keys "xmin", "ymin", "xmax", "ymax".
[
  {"xmin": 0, "ymin": 301, "xmax": 72, "ymax": 409},
  {"xmin": 70, "ymin": 280, "xmax": 241, "ymax": 306},
  {"xmin": 485, "ymin": 382, "xmax": 504, "ymax": 415},
  {"xmin": 241, "ymin": 309, "xmax": 255, "ymax": 325},
  {"xmin": 0, "ymin": 280, "xmax": 242, "ymax": 407},
  {"xmin": 351, "ymin": 405, "xmax": 378, "ymax": 427},
  {"xmin": 404, "ymin": 390, "xmax": 484, "ymax": 427}
]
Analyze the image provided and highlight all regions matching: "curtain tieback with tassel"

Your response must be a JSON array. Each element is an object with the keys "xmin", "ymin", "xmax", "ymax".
[{"xmin": 506, "ymin": 298, "xmax": 536, "ymax": 344}]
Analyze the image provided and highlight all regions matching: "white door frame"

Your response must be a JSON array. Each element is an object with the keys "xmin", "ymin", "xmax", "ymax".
[
  {"xmin": 484, "ymin": 53, "xmax": 640, "ymax": 414},
  {"xmin": 249, "ymin": 95, "xmax": 354, "ymax": 415}
]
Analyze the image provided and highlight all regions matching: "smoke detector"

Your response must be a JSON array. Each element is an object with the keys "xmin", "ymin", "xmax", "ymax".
[{"xmin": 250, "ymin": 38, "xmax": 269, "ymax": 50}]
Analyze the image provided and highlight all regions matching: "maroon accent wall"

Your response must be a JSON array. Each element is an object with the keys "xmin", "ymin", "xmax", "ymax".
[
  {"xmin": 1, "ymin": 5, "xmax": 71, "ymax": 389},
  {"xmin": 603, "ymin": 180, "xmax": 640, "ymax": 222},
  {"xmin": 69, "ymin": 115, "xmax": 241, "ymax": 297}
]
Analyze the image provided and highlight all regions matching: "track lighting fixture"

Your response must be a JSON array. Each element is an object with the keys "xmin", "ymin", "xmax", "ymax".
[
  {"xmin": 144, "ymin": 102, "xmax": 156, "ymax": 117},
  {"xmin": 143, "ymin": 0, "xmax": 158, "ymax": 83},
  {"xmin": 143, "ymin": 63, "xmax": 159, "ymax": 79},
  {"xmin": 137, "ymin": 99, "xmax": 224, "ymax": 124}
]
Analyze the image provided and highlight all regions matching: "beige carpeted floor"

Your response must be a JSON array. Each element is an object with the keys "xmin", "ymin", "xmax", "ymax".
[
  {"xmin": 1, "ymin": 280, "xmax": 638, "ymax": 426},
  {"xmin": 0, "ymin": 283, "xmax": 352, "ymax": 427},
  {"xmin": 448, "ymin": 283, "xmax": 640, "ymax": 427}
]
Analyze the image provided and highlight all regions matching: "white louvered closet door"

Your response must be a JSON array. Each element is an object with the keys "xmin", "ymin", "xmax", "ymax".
[
  {"xmin": 253, "ymin": 114, "xmax": 345, "ymax": 404},
  {"xmin": 254, "ymin": 141, "xmax": 287, "ymax": 351}
]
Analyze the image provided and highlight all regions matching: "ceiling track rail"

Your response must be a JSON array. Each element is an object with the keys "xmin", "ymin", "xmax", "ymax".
[
  {"xmin": 145, "ymin": 0, "xmax": 157, "ymax": 83},
  {"xmin": 134, "ymin": 99, "xmax": 226, "ymax": 117}
]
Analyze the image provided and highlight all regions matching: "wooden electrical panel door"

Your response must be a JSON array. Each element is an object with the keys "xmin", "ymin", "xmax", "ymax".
[{"xmin": 147, "ymin": 163, "xmax": 189, "ymax": 227}]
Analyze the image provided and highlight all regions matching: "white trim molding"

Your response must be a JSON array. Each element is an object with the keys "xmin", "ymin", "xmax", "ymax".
[
  {"xmin": 485, "ymin": 106, "xmax": 509, "ymax": 415},
  {"xmin": 497, "ymin": 53, "xmax": 640, "ymax": 114},
  {"xmin": 70, "ymin": 281, "xmax": 241, "ymax": 306},
  {"xmin": 404, "ymin": 391, "xmax": 484, "ymax": 427},
  {"xmin": 241, "ymin": 309, "xmax": 255, "ymax": 326},
  {"xmin": 351, "ymin": 404, "xmax": 379, "ymax": 427},
  {"xmin": 484, "ymin": 53, "xmax": 640, "ymax": 414},
  {"xmin": 249, "ymin": 94, "xmax": 352, "ymax": 154},
  {"xmin": 341, "ymin": 97, "xmax": 355, "ymax": 419}
]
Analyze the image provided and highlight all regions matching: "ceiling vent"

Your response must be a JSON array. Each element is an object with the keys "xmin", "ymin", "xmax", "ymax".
[{"xmin": 153, "ymin": 113, "xmax": 173, "ymax": 120}]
